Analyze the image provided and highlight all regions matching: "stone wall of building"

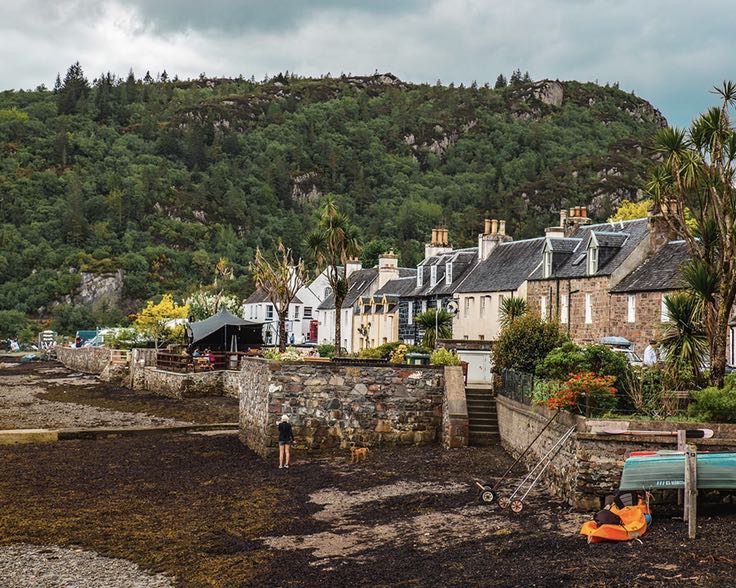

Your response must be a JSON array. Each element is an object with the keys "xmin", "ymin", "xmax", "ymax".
[
  {"xmin": 222, "ymin": 370, "xmax": 241, "ymax": 399},
  {"xmin": 55, "ymin": 347, "xmax": 112, "ymax": 374},
  {"xmin": 527, "ymin": 276, "xmax": 611, "ymax": 345},
  {"xmin": 498, "ymin": 394, "xmax": 736, "ymax": 510},
  {"xmin": 238, "ymin": 358, "xmax": 445, "ymax": 458},
  {"xmin": 609, "ymin": 290, "xmax": 673, "ymax": 356}
]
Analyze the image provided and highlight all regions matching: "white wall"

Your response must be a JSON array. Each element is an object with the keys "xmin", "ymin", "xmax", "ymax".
[{"xmin": 453, "ymin": 284, "xmax": 527, "ymax": 341}]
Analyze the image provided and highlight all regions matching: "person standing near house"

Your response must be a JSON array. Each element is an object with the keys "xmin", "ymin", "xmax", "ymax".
[
  {"xmin": 643, "ymin": 340, "xmax": 658, "ymax": 367},
  {"xmin": 278, "ymin": 415, "xmax": 294, "ymax": 469}
]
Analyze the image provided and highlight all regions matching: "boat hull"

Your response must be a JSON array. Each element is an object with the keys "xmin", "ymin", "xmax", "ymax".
[{"xmin": 619, "ymin": 452, "xmax": 736, "ymax": 491}]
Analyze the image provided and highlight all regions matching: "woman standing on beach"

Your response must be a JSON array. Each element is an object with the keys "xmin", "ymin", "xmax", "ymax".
[{"xmin": 278, "ymin": 415, "xmax": 294, "ymax": 469}]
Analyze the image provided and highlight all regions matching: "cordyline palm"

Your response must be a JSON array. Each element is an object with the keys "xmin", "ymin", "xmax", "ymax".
[
  {"xmin": 660, "ymin": 292, "xmax": 708, "ymax": 386},
  {"xmin": 645, "ymin": 81, "xmax": 736, "ymax": 387},
  {"xmin": 499, "ymin": 297, "xmax": 528, "ymax": 329},
  {"xmin": 415, "ymin": 308, "xmax": 453, "ymax": 349},
  {"xmin": 306, "ymin": 197, "xmax": 361, "ymax": 356},
  {"xmin": 250, "ymin": 242, "xmax": 307, "ymax": 352}
]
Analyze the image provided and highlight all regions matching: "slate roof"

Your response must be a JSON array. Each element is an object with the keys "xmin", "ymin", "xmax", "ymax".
[
  {"xmin": 529, "ymin": 218, "xmax": 649, "ymax": 280},
  {"xmin": 408, "ymin": 248, "xmax": 478, "ymax": 298},
  {"xmin": 317, "ymin": 267, "xmax": 415, "ymax": 310},
  {"xmin": 455, "ymin": 238, "xmax": 545, "ymax": 293},
  {"xmin": 548, "ymin": 238, "xmax": 579, "ymax": 253},
  {"xmin": 243, "ymin": 289, "xmax": 302, "ymax": 305},
  {"xmin": 610, "ymin": 241, "xmax": 689, "ymax": 293},
  {"xmin": 374, "ymin": 275, "xmax": 418, "ymax": 298}
]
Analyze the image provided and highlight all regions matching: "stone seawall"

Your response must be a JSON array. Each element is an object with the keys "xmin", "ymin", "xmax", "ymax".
[
  {"xmin": 497, "ymin": 394, "xmax": 736, "ymax": 510},
  {"xmin": 141, "ymin": 368, "xmax": 223, "ymax": 399},
  {"xmin": 238, "ymin": 358, "xmax": 445, "ymax": 458},
  {"xmin": 55, "ymin": 347, "xmax": 112, "ymax": 374}
]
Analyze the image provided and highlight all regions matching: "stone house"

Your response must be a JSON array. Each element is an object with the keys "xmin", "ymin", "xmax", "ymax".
[
  {"xmin": 608, "ymin": 240, "xmax": 688, "ymax": 356},
  {"xmin": 452, "ymin": 219, "xmax": 545, "ymax": 341},
  {"xmin": 398, "ymin": 228, "xmax": 478, "ymax": 345},
  {"xmin": 527, "ymin": 215, "xmax": 651, "ymax": 344}
]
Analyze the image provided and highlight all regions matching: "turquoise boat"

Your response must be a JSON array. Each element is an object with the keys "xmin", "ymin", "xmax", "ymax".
[{"xmin": 619, "ymin": 451, "xmax": 736, "ymax": 491}]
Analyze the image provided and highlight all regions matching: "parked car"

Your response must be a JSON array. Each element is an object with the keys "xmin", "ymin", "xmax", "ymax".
[{"xmin": 599, "ymin": 336, "xmax": 643, "ymax": 366}]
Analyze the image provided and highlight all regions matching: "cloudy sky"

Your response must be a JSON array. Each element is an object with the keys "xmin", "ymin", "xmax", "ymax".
[{"xmin": 3, "ymin": 0, "xmax": 734, "ymax": 126}]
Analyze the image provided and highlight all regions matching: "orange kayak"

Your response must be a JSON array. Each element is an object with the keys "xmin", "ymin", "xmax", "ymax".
[{"xmin": 580, "ymin": 499, "xmax": 651, "ymax": 544}]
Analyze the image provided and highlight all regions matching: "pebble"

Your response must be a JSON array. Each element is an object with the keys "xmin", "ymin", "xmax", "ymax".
[{"xmin": 0, "ymin": 543, "xmax": 173, "ymax": 587}]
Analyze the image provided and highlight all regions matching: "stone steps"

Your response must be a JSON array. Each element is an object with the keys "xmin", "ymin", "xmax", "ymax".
[{"xmin": 465, "ymin": 387, "xmax": 499, "ymax": 446}]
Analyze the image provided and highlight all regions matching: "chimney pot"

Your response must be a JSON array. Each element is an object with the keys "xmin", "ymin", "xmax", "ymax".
[
  {"xmin": 491, "ymin": 219, "xmax": 498, "ymax": 234},
  {"xmin": 444, "ymin": 228, "xmax": 449, "ymax": 245},
  {"xmin": 484, "ymin": 219, "xmax": 491, "ymax": 234},
  {"xmin": 431, "ymin": 228, "xmax": 438, "ymax": 244},
  {"xmin": 499, "ymin": 220, "xmax": 506, "ymax": 235},
  {"xmin": 581, "ymin": 207, "xmax": 587, "ymax": 218}
]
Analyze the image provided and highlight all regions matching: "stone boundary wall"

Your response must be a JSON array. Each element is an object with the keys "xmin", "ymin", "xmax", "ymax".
[
  {"xmin": 238, "ymin": 357, "xmax": 445, "ymax": 458},
  {"xmin": 141, "ymin": 367, "xmax": 224, "ymax": 399},
  {"xmin": 55, "ymin": 347, "xmax": 112, "ymax": 374},
  {"xmin": 497, "ymin": 394, "xmax": 736, "ymax": 510}
]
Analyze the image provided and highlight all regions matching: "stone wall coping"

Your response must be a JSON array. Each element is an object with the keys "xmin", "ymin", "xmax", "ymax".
[
  {"xmin": 577, "ymin": 432, "xmax": 736, "ymax": 447},
  {"xmin": 496, "ymin": 393, "xmax": 583, "ymax": 429},
  {"xmin": 241, "ymin": 356, "xmax": 444, "ymax": 373}
]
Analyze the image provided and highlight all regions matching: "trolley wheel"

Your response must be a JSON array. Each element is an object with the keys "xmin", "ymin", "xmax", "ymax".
[
  {"xmin": 498, "ymin": 496, "xmax": 510, "ymax": 509},
  {"xmin": 510, "ymin": 499, "xmax": 524, "ymax": 514},
  {"xmin": 480, "ymin": 489, "xmax": 497, "ymax": 504}
]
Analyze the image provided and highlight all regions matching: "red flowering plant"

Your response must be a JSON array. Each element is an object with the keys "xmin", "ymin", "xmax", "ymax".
[{"xmin": 542, "ymin": 371, "xmax": 618, "ymax": 415}]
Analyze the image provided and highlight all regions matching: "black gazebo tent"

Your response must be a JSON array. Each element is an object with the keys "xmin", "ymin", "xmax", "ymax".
[{"xmin": 186, "ymin": 308, "xmax": 264, "ymax": 351}]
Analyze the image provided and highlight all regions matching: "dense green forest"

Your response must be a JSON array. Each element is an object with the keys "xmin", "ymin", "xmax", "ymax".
[{"xmin": 0, "ymin": 65, "xmax": 665, "ymax": 323}]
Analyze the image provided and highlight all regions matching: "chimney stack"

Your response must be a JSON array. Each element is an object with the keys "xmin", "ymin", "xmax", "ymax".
[
  {"xmin": 346, "ymin": 257, "xmax": 362, "ymax": 277},
  {"xmin": 425, "ymin": 227, "xmax": 453, "ymax": 259},
  {"xmin": 377, "ymin": 250, "xmax": 399, "ymax": 288},
  {"xmin": 478, "ymin": 218, "xmax": 512, "ymax": 261},
  {"xmin": 648, "ymin": 199, "xmax": 677, "ymax": 253}
]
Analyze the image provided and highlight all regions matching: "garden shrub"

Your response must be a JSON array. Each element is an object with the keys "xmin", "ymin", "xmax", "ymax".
[
  {"xmin": 538, "ymin": 371, "xmax": 618, "ymax": 416},
  {"xmin": 688, "ymin": 373, "xmax": 736, "ymax": 423},
  {"xmin": 493, "ymin": 313, "xmax": 567, "ymax": 373},
  {"xmin": 430, "ymin": 348, "xmax": 461, "ymax": 366},
  {"xmin": 316, "ymin": 343, "xmax": 335, "ymax": 358}
]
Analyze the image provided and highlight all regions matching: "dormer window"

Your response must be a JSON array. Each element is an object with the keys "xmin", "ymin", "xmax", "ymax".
[
  {"xmin": 586, "ymin": 234, "xmax": 599, "ymax": 275},
  {"xmin": 417, "ymin": 267, "xmax": 423, "ymax": 288},
  {"xmin": 543, "ymin": 247, "xmax": 553, "ymax": 278},
  {"xmin": 587, "ymin": 246, "xmax": 598, "ymax": 275},
  {"xmin": 445, "ymin": 262, "xmax": 453, "ymax": 285},
  {"xmin": 430, "ymin": 265, "xmax": 437, "ymax": 287}
]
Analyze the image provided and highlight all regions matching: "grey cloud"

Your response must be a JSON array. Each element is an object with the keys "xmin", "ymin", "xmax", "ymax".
[{"xmin": 120, "ymin": 0, "xmax": 422, "ymax": 33}]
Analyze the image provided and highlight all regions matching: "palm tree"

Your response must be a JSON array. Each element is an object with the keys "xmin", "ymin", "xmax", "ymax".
[
  {"xmin": 306, "ymin": 198, "xmax": 361, "ymax": 356},
  {"xmin": 415, "ymin": 308, "xmax": 453, "ymax": 349},
  {"xmin": 645, "ymin": 81, "xmax": 736, "ymax": 386},
  {"xmin": 499, "ymin": 297, "xmax": 528, "ymax": 329},
  {"xmin": 660, "ymin": 292, "xmax": 708, "ymax": 386}
]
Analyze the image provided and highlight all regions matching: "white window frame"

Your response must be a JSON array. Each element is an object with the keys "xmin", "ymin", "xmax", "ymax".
[
  {"xmin": 627, "ymin": 295, "xmax": 636, "ymax": 323},
  {"xmin": 560, "ymin": 294, "xmax": 568, "ymax": 324},
  {"xmin": 480, "ymin": 296, "xmax": 486, "ymax": 318},
  {"xmin": 294, "ymin": 305, "xmax": 300, "ymax": 321},
  {"xmin": 445, "ymin": 262, "xmax": 453, "ymax": 285},
  {"xmin": 543, "ymin": 248, "xmax": 553, "ymax": 278},
  {"xmin": 430, "ymin": 265, "xmax": 437, "ymax": 287},
  {"xmin": 661, "ymin": 295, "xmax": 670, "ymax": 322},
  {"xmin": 498, "ymin": 294, "xmax": 505, "ymax": 319},
  {"xmin": 464, "ymin": 297, "xmax": 474, "ymax": 318},
  {"xmin": 587, "ymin": 246, "xmax": 599, "ymax": 275},
  {"xmin": 408, "ymin": 301, "xmax": 414, "ymax": 325},
  {"xmin": 304, "ymin": 306, "xmax": 313, "ymax": 319},
  {"xmin": 417, "ymin": 268, "xmax": 423, "ymax": 288},
  {"xmin": 266, "ymin": 304, "xmax": 274, "ymax": 320},
  {"xmin": 422, "ymin": 300, "xmax": 427, "ymax": 313},
  {"xmin": 585, "ymin": 294, "xmax": 593, "ymax": 324},
  {"xmin": 540, "ymin": 295, "xmax": 548, "ymax": 322}
]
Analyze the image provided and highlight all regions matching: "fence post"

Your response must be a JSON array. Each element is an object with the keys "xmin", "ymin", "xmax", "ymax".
[{"xmin": 684, "ymin": 443, "xmax": 697, "ymax": 539}]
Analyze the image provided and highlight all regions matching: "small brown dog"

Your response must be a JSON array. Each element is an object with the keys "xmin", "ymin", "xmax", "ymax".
[{"xmin": 351, "ymin": 446, "xmax": 369, "ymax": 463}]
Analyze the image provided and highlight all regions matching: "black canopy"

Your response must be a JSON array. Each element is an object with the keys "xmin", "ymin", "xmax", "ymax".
[{"xmin": 186, "ymin": 308, "xmax": 264, "ymax": 350}]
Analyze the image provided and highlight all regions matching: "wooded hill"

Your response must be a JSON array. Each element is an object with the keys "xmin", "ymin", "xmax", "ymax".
[{"xmin": 0, "ymin": 67, "xmax": 666, "ymax": 316}]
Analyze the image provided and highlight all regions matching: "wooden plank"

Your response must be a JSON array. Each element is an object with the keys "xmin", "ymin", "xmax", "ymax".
[{"xmin": 677, "ymin": 430, "xmax": 686, "ymax": 506}]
